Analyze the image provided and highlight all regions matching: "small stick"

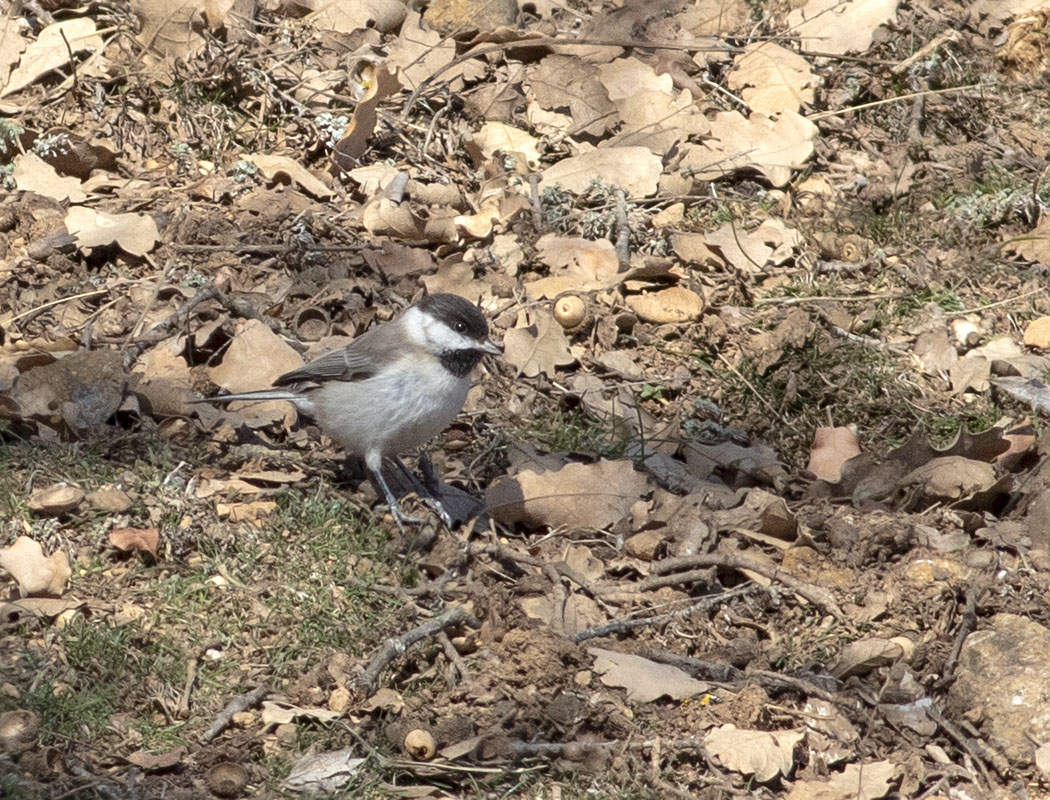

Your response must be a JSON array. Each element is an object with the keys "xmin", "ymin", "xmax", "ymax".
[
  {"xmin": 645, "ymin": 551, "xmax": 844, "ymax": 619},
  {"xmin": 357, "ymin": 606, "xmax": 480, "ymax": 691},
  {"xmin": 201, "ymin": 685, "xmax": 269, "ymax": 742}
]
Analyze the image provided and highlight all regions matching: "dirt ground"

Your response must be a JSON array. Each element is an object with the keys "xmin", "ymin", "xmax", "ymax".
[{"xmin": 4, "ymin": 0, "xmax": 1050, "ymax": 798}]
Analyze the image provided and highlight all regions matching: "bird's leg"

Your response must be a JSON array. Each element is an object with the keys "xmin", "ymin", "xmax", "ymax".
[
  {"xmin": 369, "ymin": 463, "xmax": 423, "ymax": 535},
  {"xmin": 390, "ymin": 455, "xmax": 453, "ymax": 529}
]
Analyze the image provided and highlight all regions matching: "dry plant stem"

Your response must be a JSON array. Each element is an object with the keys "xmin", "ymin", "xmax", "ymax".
[
  {"xmin": 358, "ymin": 606, "xmax": 481, "ymax": 691},
  {"xmin": 645, "ymin": 552, "xmax": 844, "ymax": 619},
  {"xmin": 571, "ymin": 584, "xmax": 760, "ymax": 643},
  {"xmin": 941, "ymin": 587, "xmax": 978, "ymax": 684},
  {"xmin": 437, "ymin": 630, "xmax": 469, "ymax": 685},
  {"xmin": 175, "ymin": 657, "xmax": 197, "ymax": 719},
  {"xmin": 925, "ymin": 705, "xmax": 1000, "ymax": 784},
  {"xmin": 615, "ymin": 188, "xmax": 630, "ymax": 270},
  {"xmin": 201, "ymin": 685, "xmax": 269, "ymax": 743}
]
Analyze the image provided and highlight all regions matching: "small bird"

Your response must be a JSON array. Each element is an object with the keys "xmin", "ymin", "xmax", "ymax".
[{"xmin": 199, "ymin": 293, "xmax": 501, "ymax": 532}]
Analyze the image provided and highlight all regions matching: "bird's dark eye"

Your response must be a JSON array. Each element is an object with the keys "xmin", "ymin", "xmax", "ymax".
[{"xmin": 454, "ymin": 321, "xmax": 467, "ymax": 333}]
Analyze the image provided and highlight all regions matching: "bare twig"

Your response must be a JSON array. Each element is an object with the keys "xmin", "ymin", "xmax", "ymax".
[
  {"xmin": 357, "ymin": 606, "xmax": 481, "ymax": 691},
  {"xmin": 645, "ymin": 552, "xmax": 844, "ymax": 619},
  {"xmin": 201, "ymin": 685, "xmax": 269, "ymax": 742}
]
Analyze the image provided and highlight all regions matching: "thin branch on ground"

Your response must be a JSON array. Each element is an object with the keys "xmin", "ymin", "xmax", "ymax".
[{"xmin": 201, "ymin": 685, "xmax": 270, "ymax": 743}]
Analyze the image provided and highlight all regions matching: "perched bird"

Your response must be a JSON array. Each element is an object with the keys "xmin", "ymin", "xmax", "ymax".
[{"xmin": 200, "ymin": 293, "xmax": 501, "ymax": 532}]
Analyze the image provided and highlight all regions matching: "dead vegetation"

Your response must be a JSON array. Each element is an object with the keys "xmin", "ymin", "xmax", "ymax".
[{"xmin": 4, "ymin": 0, "xmax": 1050, "ymax": 798}]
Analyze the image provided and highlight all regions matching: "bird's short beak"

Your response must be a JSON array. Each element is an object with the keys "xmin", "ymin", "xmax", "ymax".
[{"xmin": 481, "ymin": 339, "xmax": 502, "ymax": 355}]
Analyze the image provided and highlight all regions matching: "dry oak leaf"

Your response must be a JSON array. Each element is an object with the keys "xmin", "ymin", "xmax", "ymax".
[
  {"xmin": 503, "ymin": 309, "xmax": 574, "ymax": 378},
  {"xmin": 1, "ymin": 18, "xmax": 103, "ymax": 97},
  {"xmin": 530, "ymin": 54, "xmax": 616, "ymax": 138},
  {"xmin": 726, "ymin": 43, "xmax": 819, "ymax": 114},
  {"xmin": 625, "ymin": 287, "xmax": 704, "ymax": 323},
  {"xmin": 65, "ymin": 206, "xmax": 159, "ymax": 256},
  {"xmin": 1004, "ymin": 213, "xmax": 1050, "ymax": 264},
  {"xmin": 0, "ymin": 536, "xmax": 72, "ymax": 596},
  {"xmin": 12, "ymin": 153, "xmax": 86, "ymax": 203},
  {"xmin": 589, "ymin": 647, "xmax": 709, "ymax": 702},
  {"xmin": 486, "ymin": 458, "xmax": 648, "ymax": 530},
  {"xmin": 703, "ymin": 724, "xmax": 804, "ymax": 782},
  {"xmin": 787, "ymin": 0, "xmax": 899, "ymax": 55},
  {"xmin": 244, "ymin": 154, "xmax": 333, "ymax": 199},
  {"xmin": 899, "ymin": 456, "xmax": 997, "ymax": 502},
  {"xmin": 28, "ymin": 484, "xmax": 84, "ymax": 515},
  {"xmin": 0, "ymin": 18, "xmax": 27, "ymax": 86},
  {"xmin": 331, "ymin": 65, "xmax": 401, "ymax": 167},
  {"xmin": 207, "ymin": 319, "xmax": 303, "ymax": 427},
  {"xmin": 540, "ymin": 147, "xmax": 662, "ymax": 197},
  {"xmin": 679, "ymin": 110, "xmax": 817, "ymax": 188},
  {"xmin": 473, "ymin": 122, "xmax": 542, "ymax": 168},
  {"xmin": 526, "ymin": 235, "xmax": 620, "ymax": 299},
  {"xmin": 700, "ymin": 218, "xmax": 802, "ymax": 271},
  {"xmin": 291, "ymin": 0, "xmax": 406, "ymax": 34},
  {"xmin": 109, "ymin": 527, "xmax": 160, "ymax": 557},
  {"xmin": 1024, "ymin": 315, "xmax": 1050, "ymax": 349},
  {"xmin": 807, "ymin": 426, "xmax": 860, "ymax": 482},
  {"xmin": 387, "ymin": 12, "xmax": 456, "ymax": 91},
  {"xmin": 785, "ymin": 760, "xmax": 896, "ymax": 800},
  {"xmin": 132, "ymin": 0, "xmax": 232, "ymax": 58}
]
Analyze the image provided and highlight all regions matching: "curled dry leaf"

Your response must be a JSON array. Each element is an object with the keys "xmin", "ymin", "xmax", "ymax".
[
  {"xmin": 502, "ymin": 309, "xmax": 574, "ymax": 378},
  {"xmin": 625, "ymin": 286, "xmax": 704, "ymax": 324},
  {"xmin": 64, "ymin": 206, "xmax": 159, "ymax": 256},
  {"xmin": 109, "ymin": 527, "xmax": 160, "ymax": 557},
  {"xmin": 0, "ymin": 536, "xmax": 71, "ymax": 596},
  {"xmin": 244, "ymin": 154, "xmax": 333, "ymax": 200},
  {"xmin": 486, "ymin": 459, "xmax": 648, "ymax": 530},
  {"xmin": 589, "ymin": 647, "xmax": 708, "ymax": 702},
  {"xmin": 808, "ymin": 426, "xmax": 861, "ymax": 482},
  {"xmin": 28, "ymin": 483, "xmax": 85, "ymax": 515},
  {"xmin": 12, "ymin": 153, "xmax": 87, "ymax": 203},
  {"xmin": 540, "ymin": 147, "xmax": 663, "ymax": 197},
  {"xmin": 703, "ymin": 723, "xmax": 804, "ymax": 782},
  {"xmin": 2, "ymin": 18, "xmax": 103, "ymax": 98},
  {"xmin": 787, "ymin": 0, "xmax": 899, "ymax": 55},
  {"xmin": 679, "ymin": 110, "xmax": 818, "ymax": 188}
]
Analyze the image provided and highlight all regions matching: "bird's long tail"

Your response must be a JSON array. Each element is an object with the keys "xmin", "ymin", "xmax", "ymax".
[{"xmin": 190, "ymin": 390, "xmax": 301, "ymax": 404}]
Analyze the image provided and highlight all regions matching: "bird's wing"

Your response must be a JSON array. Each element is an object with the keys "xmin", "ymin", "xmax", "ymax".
[{"xmin": 273, "ymin": 326, "xmax": 396, "ymax": 385}]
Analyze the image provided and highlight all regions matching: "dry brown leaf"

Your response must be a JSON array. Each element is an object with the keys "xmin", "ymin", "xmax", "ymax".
[
  {"xmin": 109, "ymin": 527, "xmax": 160, "ymax": 557},
  {"xmin": 28, "ymin": 484, "xmax": 84, "ymax": 515},
  {"xmin": 808, "ymin": 427, "xmax": 861, "ymax": 482},
  {"xmin": 525, "ymin": 235, "xmax": 619, "ymax": 298},
  {"xmin": 1024, "ymin": 315, "xmax": 1050, "ymax": 348},
  {"xmin": 0, "ymin": 536, "xmax": 71, "ymax": 596},
  {"xmin": 332, "ymin": 65, "xmax": 401, "ymax": 167},
  {"xmin": 787, "ymin": 0, "xmax": 899, "ymax": 55},
  {"xmin": 126, "ymin": 746, "xmax": 186, "ymax": 771},
  {"xmin": 12, "ymin": 153, "xmax": 87, "ymax": 203},
  {"xmin": 727, "ymin": 43, "xmax": 819, "ymax": 114},
  {"xmin": 589, "ymin": 647, "xmax": 709, "ymax": 702},
  {"xmin": 2, "ymin": 18, "xmax": 103, "ymax": 98},
  {"xmin": 295, "ymin": 0, "xmax": 406, "ymax": 33},
  {"xmin": 625, "ymin": 287, "xmax": 704, "ymax": 323},
  {"xmin": 899, "ymin": 456, "xmax": 997, "ymax": 502},
  {"xmin": 702, "ymin": 219, "xmax": 802, "ymax": 271},
  {"xmin": 540, "ymin": 147, "xmax": 662, "ymax": 197},
  {"xmin": 261, "ymin": 700, "xmax": 342, "ymax": 725},
  {"xmin": 65, "ymin": 206, "xmax": 159, "ymax": 256},
  {"xmin": 486, "ymin": 459, "xmax": 648, "ymax": 530},
  {"xmin": 1004, "ymin": 215, "xmax": 1050, "ymax": 264},
  {"xmin": 388, "ymin": 12, "xmax": 456, "ymax": 91},
  {"xmin": 785, "ymin": 760, "xmax": 896, "ymax": 800},
  {"xmin": 207, "ymin": 320, "xmax": 303, "ymax": 426},
  {"xmin": 10, "ymin": 349, "xmax": 125, "ymax": 433},
  {"xmin": 473, "ymin": 122, "xmax": 542, "ymax": 168},
  {"xmin": 244, "ymin": 154, "xmax": 333, "ymax": 199},
  {"xmin": 522, "ymin": 592, "xmax": 605, "ymax": 636},
  {"xmin": 913, "ymin": 329, "xmax": 958, "ymax": 375},
  {"xmin": 679, "ymin": 111, "xmax": 818, "ymax": 188},
  {"xmin": 828, "ymin": 638, "xmax": 904, "ymax": 679},
  {"xmin": 530, "ymin": 55, "xmax": 616, "ymax": 138},
  {"xmin": 703, "ymin": 724, "xmax": 804, "ymax": 782},
  {"xmin": 0, "ymin": 19, "xmax": 26, "ymax": 86},
  {"xmin": 503, "ymin": 309, "xmax": 574, "ymax": 378}
]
